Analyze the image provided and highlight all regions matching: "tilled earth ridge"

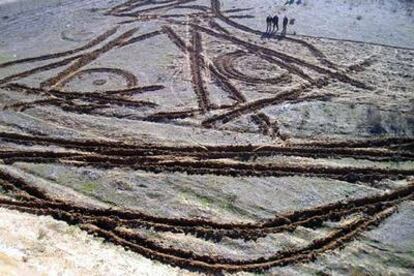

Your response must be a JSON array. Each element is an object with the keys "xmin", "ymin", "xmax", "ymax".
[{"xmin": 0, "ymin": 0, "xmax": 413, "ymax": 275}]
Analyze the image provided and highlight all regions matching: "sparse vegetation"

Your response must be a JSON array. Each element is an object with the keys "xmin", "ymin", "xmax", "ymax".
[{"xmin": 0, "ymin": 0, "xmax": 412, "ymax": 274}]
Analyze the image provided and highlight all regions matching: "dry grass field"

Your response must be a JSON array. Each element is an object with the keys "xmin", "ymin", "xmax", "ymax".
[{"xmin": 0, "ymin": 0, "xmax": 413, "ymax": 274}]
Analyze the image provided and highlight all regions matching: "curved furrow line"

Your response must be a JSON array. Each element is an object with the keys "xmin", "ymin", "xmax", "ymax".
[
  {"xmin": 56, "ymin": 67, "xmax": 138, "ymax": 88},
  {"xmin": 40, "ymin": 27, "xmax": 138, "ymax": 89},
  {"xmin": 1, "ymin": 168, "xmax": 412, "ymax": 232},
  {"xmin": 210, "ymin": 0, "xmax": 338, "ymax": 70},
  {"xmin": 190, "ymin": 23, "xmax": 371, "ymax": 90},
  {"xmin": 0, "ymin": 196, "xmax": 400, "ymax": 272},
  {"xmin": 214, "ymin": 51, "xmax": 293, "ymax": 85},
  {"xmin": 0, "ymin": 169, "xmax": 412, "ymax": 244}
]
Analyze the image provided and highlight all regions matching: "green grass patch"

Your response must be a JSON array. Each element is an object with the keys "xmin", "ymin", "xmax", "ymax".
[
  {"xmin": 179, "ymin": 188, "xmax": 252, "ymax": 218},
  {"xmin": 180, "ymin": 189, "xmax": 214, "ymax": 208},
  {"xmin": 80, "ymin": 182, "xmax": 98, "ymax": 194}
]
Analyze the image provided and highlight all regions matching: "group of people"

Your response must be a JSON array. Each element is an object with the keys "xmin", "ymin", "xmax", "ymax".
[
  {"xmin": 285, "ymin": 0, "xmax": 302, "ymax": 5},
  {"xmin": 265, "ymin": 15, "xmax": 289, "ymax": 36}
]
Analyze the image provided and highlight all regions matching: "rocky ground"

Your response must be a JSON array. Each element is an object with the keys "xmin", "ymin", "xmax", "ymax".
[{"xmin": 0, "ymin": 0, "xmax": 413, "ymax": 275}]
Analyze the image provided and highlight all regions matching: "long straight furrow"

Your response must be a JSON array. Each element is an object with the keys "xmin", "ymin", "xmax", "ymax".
[
  {"xmin": 4, "ymin": 82, "xmax": 165, "ymax": 97},
  {"xmin": 1, "ymin": 132, "xmax": 413, "ymax": 161},
  {"xmin": 208, "ymin": 19, "xmax": 230, "ymax": 34},
  {"xmin": 189, "ymin": 27, "xmax": 211, "ymax": 113},
  {"xmin": 209, "ymin": 63, "xmax": 245, "ymax": 103},
  {"xmin": 143, "ymin": 109, "xmax": 199, "ymax": 122},
  {"xmin": 162, "ymin": 25, "xmax": 193, "ymax": 52},
  {"xmin": 0, "ymin": 56, "xmax": 80, "ymax": 86},
  {"xmin": 106, "ymin": 0, "xmax": 153, "ymax": 15},
  {"xmin": 121, "ymin": 30, "xmax": 164, "ymax": 47},
  {"xmin": 113, "ymin": 0, "xmax": 196, "ymax": 17},
  {"xmin": 0, "ymin": 27, "xmax": 119, "ymax": 69},
  {"xmin": 117, "ymin": 12, "xmax": 212, "ymax": 23},
  {"xmin": 2, "ymin": 83, "xmax": 158, "ymax": 112},
  {"xmin": 104, "ymin": 0, "xmax": 146, "ymax": 15},
  {"xmin": 201, "ymin": 78, "xmax": 326, "ymax": 127},
  {"xmin": 160, "ymin": 26, "xmax": 213, "ymax": 112},
  {"xmin": 1, "ymin": 147, "xmax": 413, "ymax": 183},
  {"xmin": 163, "ymin": 25, "xmax": 245, "ymax": 104}
]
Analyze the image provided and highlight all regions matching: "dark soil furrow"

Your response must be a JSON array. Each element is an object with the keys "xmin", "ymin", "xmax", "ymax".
[
  {"xmin": 123, "ymin": 160, "xmax": 413, "ymax": 182},
  {"xmin": 0, "ymin": 27, "xmax": 118, "ymax": 69},
  {"xmin": 1, "ymin": 132, "xmax": 412, "ymax": 161},
  {"xmin": 40, "ymin": 28, "xmax": 138, "ymax": 89},
  {"xmin": 143, "ymin": 109, "xmax": 199, "ymax": 121},
  {"xmin": 210, "ymin": 0, "xmax": 339, "ymax": 71},
  {"xmin": 4, "ymin": 82, "xmax": 165, "ymax": 97},
  {"xmin": 208, "ymin": 63, "xmax": 246, "ymax": 103},
  {"xmin": 57, "ymin": 68, "xmax": 138, "ymax": 88},
  {"xmin": 0, "ymin": 170, "xmax": 411, "ymax": 236},
  {"xmin": 297, "ymin": 138, "xmax": 414, "ymax": 149},
  {"xmin": 4, "ymin": 98, "xmax": 64, "ymax": 112},
  {"xmin": 191, "ymin": 23, "xmax": 371, "ymax": 90},
  {"xmin": 201, "ymin": 80, "xmax": 322, "ymax": 127},
  {"xmin": 208, "ymin": 20, "xmax": 230, "ymax": 34},
  {"xmin": 115, "ymin": 0, "xmax": 196, "ymax": 17},
  {"xmin": 3, "ymin": 150, "xmax": 411, "ymax": 182},
  {"xmin": 0, "ymin": 196, "xmax": 399, "ymax": 272},
  {"xmin": 162, "ymin": 26, "xmax": 193, "ymax": 52},
  {"xmin": 108, "ymin": 0, "xmax": 154, "ymax": 14},
  {"xmin": 105, "ymin": 0, "xmax": 145, "ymax": 15},
  {"xmin": 121, "ymin": 30, "xmax": 164, "ymax": 47},
  {"xmin": 0, "ymin": 56, "xmax": 80, "ymax": 86},
  {"xmin": 213, "ymin": 50, "xmax": 293, "ymax": 85},
  {"xmin": 1, "ymin": 0, "xmax": 411, "ymax": 273},
  {"xmin": 189, "ymin": 27, "xmax": 211, "ymax": 112},
  {"xmin": 0, "ymin": 170, "xmax": 52, "ymax": 200}
]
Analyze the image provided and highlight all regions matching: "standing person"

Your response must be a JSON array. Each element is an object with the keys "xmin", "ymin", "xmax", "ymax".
[
  {"xmin": 283, "ymin": 16, "xmax": 289, "ymax": 31},
  {"xmin": 266, "ymin": 15, "xmax": 272, "ymax": 34},
  {"xmin": 272, "ymin": 15, "xmax": 279, "ymax": 33}
]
